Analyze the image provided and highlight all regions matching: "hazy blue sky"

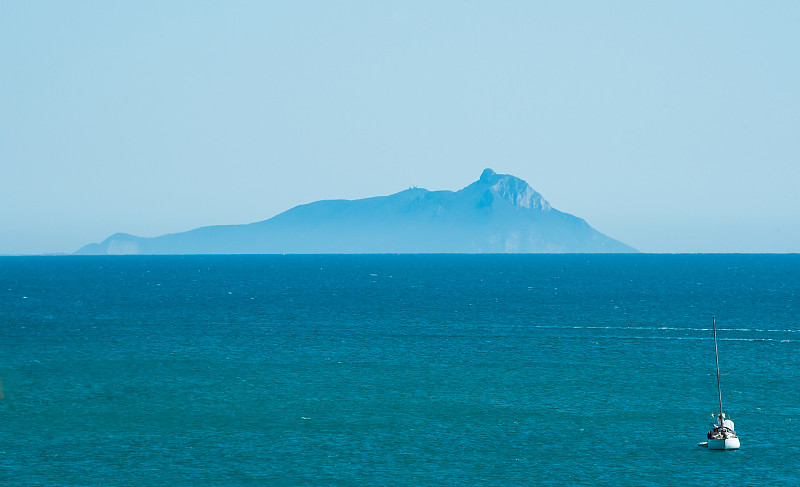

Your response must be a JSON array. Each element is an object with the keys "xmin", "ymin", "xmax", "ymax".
[{"xmin": 2, "ymin": 1, "xmax": 798, "ymax": 254}]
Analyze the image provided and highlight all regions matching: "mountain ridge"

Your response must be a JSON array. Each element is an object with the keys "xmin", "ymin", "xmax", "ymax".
[{"xmin": 76, "ymin": 169, "xmax": 637, "ymax": 254}]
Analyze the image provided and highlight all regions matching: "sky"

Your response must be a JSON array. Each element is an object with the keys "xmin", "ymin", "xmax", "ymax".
[{"xmin": 2, "ymin": 1, "xmax": 798, "ymax": 254}]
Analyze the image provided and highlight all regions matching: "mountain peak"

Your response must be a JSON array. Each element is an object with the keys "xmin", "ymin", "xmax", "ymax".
[
  {"xmin": 479, "ymin": 168, "xmax": 497, "ymax": 182},
  {"xmin": 473, "ymin": 168, "xmax": 551, "ymax": 211}
]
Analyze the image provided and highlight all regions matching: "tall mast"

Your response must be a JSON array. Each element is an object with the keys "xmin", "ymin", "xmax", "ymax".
[{"xmin": 712, "ymin": 316, "xmax": 723, "ymax": 419}]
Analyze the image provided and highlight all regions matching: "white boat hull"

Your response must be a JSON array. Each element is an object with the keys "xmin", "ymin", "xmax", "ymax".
[{"xmin": 707, "ymin": 437, "xmax": 740, "ymax": 450}]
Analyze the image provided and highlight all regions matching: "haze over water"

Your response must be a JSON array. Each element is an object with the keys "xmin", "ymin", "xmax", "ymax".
[
  {"xmin": 1, "ymin": 254, "xmax": 798, "ymax": 485},
  {"xmin": 3, "ymin": 3, "xmax": 799, "ymax": 255}
]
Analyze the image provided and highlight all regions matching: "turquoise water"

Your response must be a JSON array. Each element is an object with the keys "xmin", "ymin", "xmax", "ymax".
[{"xmin": 1, "ymin": 254, "xmax": 798, "ymax": 486}]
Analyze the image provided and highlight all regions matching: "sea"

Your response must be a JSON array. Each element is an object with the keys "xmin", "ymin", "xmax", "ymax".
[{"xmin": 1, "ymin": 254, "xmax": 798, "ymax": 486}]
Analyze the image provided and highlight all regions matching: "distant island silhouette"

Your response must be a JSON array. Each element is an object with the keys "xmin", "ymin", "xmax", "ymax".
[{"xmin": 76, "ymin": 169, "xmax": 637, "ymax": 254}]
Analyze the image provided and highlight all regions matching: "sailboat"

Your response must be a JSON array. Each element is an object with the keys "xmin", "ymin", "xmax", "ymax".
[{"xmin": 698, "ymin": 317, "xmax": 740, "ymax": 450}]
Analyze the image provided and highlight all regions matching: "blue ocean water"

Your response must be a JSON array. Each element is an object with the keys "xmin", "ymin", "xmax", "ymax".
[{"xmin": 1, "ymin": 254, "xmax": 798, "ymax": 486}]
